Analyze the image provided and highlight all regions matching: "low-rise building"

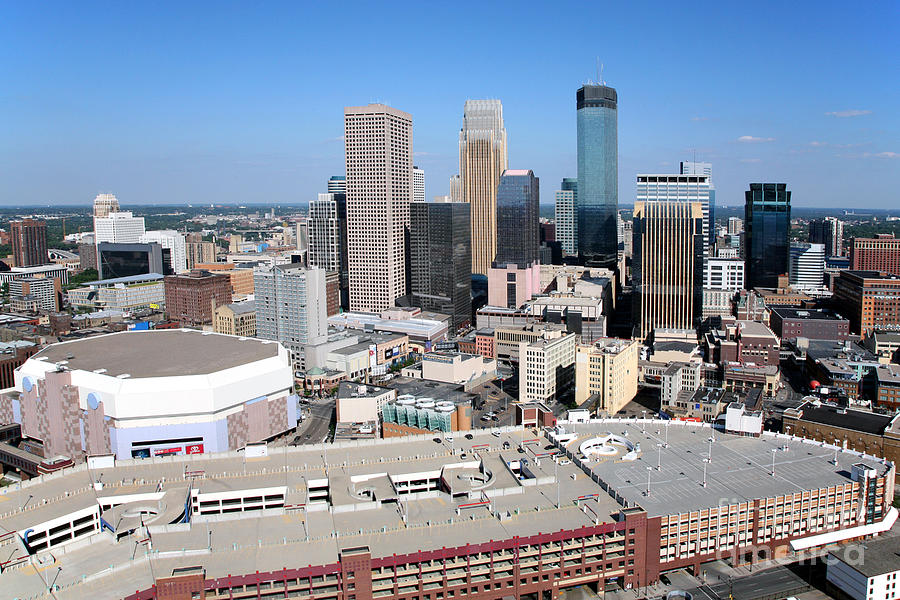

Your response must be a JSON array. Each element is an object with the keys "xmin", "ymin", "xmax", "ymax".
[
  {"xmin": 494, "ymin": 323, "xmax": 568, "ymax": 363},
  {"xmin": 805, "ymin": 340, "xmax": 880, "ymax": 403},
  {"xmin": 770, "ymin": 307, "xmax": 850, "ymax": 341},
  {"xmin": 827, "ymin": 535, "xmax": 900, "ymax": 600},
  {"xmin": 704, "ymin": 319, "xmax": 780, "ymax": 367},
  {"xmin": 213, "ymin": 301, "xmax": 256, "ymax": 337},
  {"xmin": 401, "ymin": 351, "xmax": 496, "ymax": 386},
  {"xmin": 328, "ymin": 308, "xmax": 448, "ymax": 351},
  {"xmin": 336, "ymin": 381, "xmax": 394, "ymax": 424},
  {"xmin": 874, "ymin": 363, "xmax": 900, "ymax": 410},
  {"xmin": 9, "ymin": 277, "xmax": 58, "ymax": 312},
  {"xmin": 723, "ymin": 363, "xmax": 780, "ymax": 397},
  {"xmin": 864, "ymin": 330, "xmax": 900, "ymax": 362},
  {"xmin": 574, "ymin": 337, "xmax": 639, "ymax": 415},
  {"xmin": 164, "ymin": 269, "xmax": 231, "ymax": 326}
]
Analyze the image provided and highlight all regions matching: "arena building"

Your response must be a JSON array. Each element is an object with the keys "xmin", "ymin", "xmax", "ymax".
[
  {"xmin": 0, "ymin": 329, "xmax": 295, "ymax": 460},
  {"xmin": 0, "ymin": 419, "xmax": 894, "ymax": 600}
]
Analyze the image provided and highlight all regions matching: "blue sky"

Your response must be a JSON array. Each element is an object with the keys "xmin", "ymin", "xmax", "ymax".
[{"xmin": 1, "ymin": 1, "xmax": 897, "ymax": 208}]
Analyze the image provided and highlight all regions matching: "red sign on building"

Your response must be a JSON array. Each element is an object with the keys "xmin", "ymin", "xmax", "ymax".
[
  {"xmin": 154, "ymin": 446, "xmax": 182, "ymax": 456},
  {"xmin": 185, "ymin": 443, "xmax": 205, "ymax": 455}
]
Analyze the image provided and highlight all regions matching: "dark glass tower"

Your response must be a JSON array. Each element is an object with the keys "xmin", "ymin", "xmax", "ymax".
[
  {"xmin": 576, "ymin": 84, "xmax": 618, "ymax": 267},
  {"xmin": 494, "ymin": 169, "xmax": 540, "ymax": 268},
  {"xmin": 409, "ymin": 201, "xmax": 472, "ymax": 331},
  {"xmin": 745, "ymin": 183, "xmax": 791, "ymax": 289}
]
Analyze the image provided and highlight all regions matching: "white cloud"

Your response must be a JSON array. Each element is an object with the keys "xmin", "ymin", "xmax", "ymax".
[
  {"xmin": 826, "ymin": 109, "xmax": 872, "ymax": 118},
  {"xmin": 740, "ymin": 158, "xmax": 762, "ymax": 163},
  {"xmin": 737, "ymin": 135, "xmax": 775, "ymax": 143},
  {"xmin": 865, "ymin": 151, "xmax": 899, "ymax": 159},
  {"xmin": 809, "ymin": 141, "xmax": 828, "ymax": 147},
  {"xmin": 690, "ymin": 116, "xmax": 710, "ymax": 122}
]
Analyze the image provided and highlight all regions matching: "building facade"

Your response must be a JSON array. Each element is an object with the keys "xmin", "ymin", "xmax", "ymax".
[
  {"xmin": 850, "ymin": 234, "xmax": 900, "ymax": 276},
  {"xmin": 344, "ymin": 104, "xmax": 413, "ymax": 311},
  {"xmin": 163, "ymin": 269, "xmax": 231, "ymax": 326},
  {"xmin": 574, "ymin": 337, "xmax": 639, "ymax": 414},
  {"xmin": 680, "ymin": 161, "xmax": 715, "ymax": 246},
  {"xmin": 519, "ymin": 332, "xmax": 576, "ymax": 403},
  {"xmin": 94, "ymin": 211, "xmax": 146, "ymax": 244},
  {"xmin": 214, "ymin": 301, "xmax": 257, "ymax": 337},
  {"xmin": 555, "ymin": 178, "xmax": 578, "ymax": 256},
  {"xmin": 254, "ymin": 264, "xmax": 328, "ymax": 364},
  {"xmin": 307, "ymin": 192, "xmax": 348, "ymax": 309},
  {"xmin": 458, "ymin": 99, "xmax": 508, "ymax": 275},
  {"xmin": 808, "ymin": 217, "xmax": 844, "ymax": 257},
  {"xmin": 789, "ymin": 242, "xmax": 825, "ymax": 290},
  {"xmin": 745, "ymin": 183, "xmax": 791, "ymax": 289},
  {"xmin": 833, "ymin": 271, "xmax": 900, "ymax": 335},
  {"xmin": 10, "ymin": 218, "xmax": 48, "ymax": 267},
  {"xmin": 185, "ymin": 240, "xmax": 216, "ymax": 269},
  {"xmin": 632, "ymin": 200, "xmax": 705, "ymax": 340},
  {"xmin": 140, "ymin": 230, "xmax": 187, "ymax": 273},
  {"xmin": 409, "ymin": 201, "xmax": 472, "ymax": 331},
  {"xmin": 576, "ymin": 84, "xmax": 618, "ymax": 267},
  {"xmin": 704, "ymin": 257, "xmax": 745, "ymax": 291},
  {"xmin": 412, "ymin": 166, "xmax": 425, "ymax": 203},
  {"xmin": 637, "ymin": 174, "xmax": 711, "ymax": 267}
]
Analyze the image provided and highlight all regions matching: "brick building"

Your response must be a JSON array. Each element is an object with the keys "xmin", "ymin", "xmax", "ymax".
[
  {"xmin": 850, "ymin": 234, "xmax": 900, "ymax": 276},
  {"xmin": 10, "ymin": 218, "xmax": 48, "ymax": 268},
  {"xmin": 833, "ymin": 270, "xmax": 900, "ymax": 335},
  {"xmin": 163, "ymin": 269, "xmax": 231, "ymax": 326},
  {"xmin": 769, "ymin": 307, "xmax": 850, "ymax": 341},
  {"xmin": 704, "ymin": 320, "xmax": 780, "ymax": 366}
]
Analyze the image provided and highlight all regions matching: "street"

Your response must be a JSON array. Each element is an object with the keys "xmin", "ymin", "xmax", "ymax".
[{"xmin": 291, "ymin": 398, "xmax": 334, "ymax": 445}]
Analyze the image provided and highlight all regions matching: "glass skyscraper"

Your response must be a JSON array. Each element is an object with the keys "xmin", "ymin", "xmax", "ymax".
[
  {"xmin": 494, "ymin": 169, "xmax": 539, "ymax": 268},
  {"xmin": 576, "ymin": 84, "xmax": 618, "ymax": 267},
  {"xmin": 745, "ymin": 183, "xmax": 791, "ymax": 289}
]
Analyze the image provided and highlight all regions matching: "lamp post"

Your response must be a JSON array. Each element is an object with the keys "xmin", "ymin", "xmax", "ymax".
[
  {"xmin": 702, "ymin": 458, "xmax": 709, "ymax": 488},
  {"xmin": 665, "ymin": 421, "xmax": 670, "ymax": 448},
  {"xmin": 708, "ymin": 436, "xmax": 714, "ymax": 464},
  {"xmin": 642, "ymin": 410, "xmax": 647, "ymax": 433},
  {"xmin": 657, "ymin": 443, "xmax": 663, "ymax": 471},
  {"xmin": 645, "ymin": 466, "xmax": 652, "ymax": 497},
  {"xmin": 771, "ymin": 448, "xmax": 777, "ymax": 477}
]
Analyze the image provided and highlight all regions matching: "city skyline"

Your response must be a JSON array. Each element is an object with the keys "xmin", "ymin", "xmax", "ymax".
[{"xmin": 2, "ymin": 2, "xmax": 897, "ymax": 209}]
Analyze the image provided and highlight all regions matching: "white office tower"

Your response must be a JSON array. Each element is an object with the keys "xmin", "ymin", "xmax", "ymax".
[
  {"xmin": 637, "ymin": 175, "xmax": 710, "ymax": 252},
  {"xmin": 413, "ymin": 166, "xmax": 425, "ymax": 203},
  {"xmin": 459, "ymin": 99, "xmax": 508, "ymax": 275},
  {"xmin": 296, "ymin": 220, "xmax": 308, "ymax": 253},
  {"xmin": 94, "ymin": 211, "xmax": 146, "ymax": 244},
  {"xmin": 140, "ymin": 230, "xmax": 187, "ymax": 273},
  {"xmin": 344, "ymin": 104, "xmax": 413, "ymax": 312},
  {"xmin": 555, "ymin": 189, "xmax": 577, "ymax": 256},
  {"xmin": 307, "ymin": 193, "xmax": 343, "ymax": 273},
  {"xmin": 327, "ymin": 175, "xmax": 346, "ymax": 195},
  {"xmin": 93, "ymin": 193, "xmax": 120, "ymax": 218},
  {"xmin": 449, "ymin": 174, "xmax": 461, "ymax": 203},
  {"xmin": 704, "ymin": 257, "xmax": 745, "ymax": 291},
  {"xmin": 789, "ymin": 243, "xmax": 826, "ymax": 290},
  {"xmin": 727, "ymin": 217, "xmax": 744, "ymax": 235},
  {"xmin": 680, "ymin": 161, "xmax": 715, "ymax": 246},
  {"xmin": 254, "ymin": 264, "xmax": 328, "ymax": 366}
]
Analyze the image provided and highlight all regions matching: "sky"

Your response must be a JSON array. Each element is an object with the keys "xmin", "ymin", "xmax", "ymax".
[{"xmin": 1, "ymin": 1, "xmax": 898, "ymax": 208}]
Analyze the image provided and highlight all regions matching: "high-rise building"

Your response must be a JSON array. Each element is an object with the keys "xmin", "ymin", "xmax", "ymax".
[
  {"xmin": 409, "ymin": 201, "xmax": 472, "ymax": 332},
  {"xmin": 327, "ymin": 175, "xmax": 346, "ymax": 195},
  {"xmin": 833, "ymin": 271, "xmax": 900, "ymax": 335},
  {"xmin": 850, "ymin": 234, "xmax": 900, "ymax": 276},
  {"xmin": 518, "ymin": 332, "xmax": 576, "ymax": 403},
  {"xmin": 307, "ymin": 192, "xmax": 349, "ymax": 309},
  {"xmin": 727, "ymin": 217, "xmax": 744, "ymax": 235},
  {"xmin": 789, "ymin": 243, "xmax": 826, "ymax": 290},
  {"xmin": 97, "ymin": 242, "xmax": 170, "ymax": 279},
  {"xmin": 574, "ymin": 337, "xmax": 639, "ymax": 414},
  {"xmin": 185, "ymin": 240, "xmax": 216, "ymax": 270},
  {"xmin": 704, "ymin": 257, "xmax": 745, "ymax": 291},
  {"xmin": 94, "ymin": 211, "xmax": 146, "ymax": 244},
  {"xmin": 744, "ymin": 183, "xmax": 791, "ymax": 289},
  {"xmin": 254, "ymin": 264, "xmax": 328, "ymax": 365},
  {"xmin": 412, "ymin": 166, "xmax": 425, "ymax": 204},
  {"xmin": 555, "ymin": 178, "xmax": 578, "ymax": 256},
  {"xmin": 808, "ymin": 217, "xmax": 844, "ymax": 258},
  {"xmin": 449, "ymin": 174, "xmax": 462, "ymax": 204},
  {"xmin": 680, "ymin": 161, "xmax": 715, "ymax": 246},
  {"xmin": 163, "ymin": 269, "xmax": 231, "ymax": 327},
  {"xmin": 459, "ymin": 100, "xmax": 508, "ymax": 275},
  {"xmin": 344, "ymin": 104, "xmax": 413, "ymax": 312},
  {"xmin": 487, "ymin": 170, "xmax": 541, "ymax": 308},
  {"xmin": 140, "ymin": 230, "xmax": 187, "ymax": 273},
  {"xmin": 10, "ymin": 218, "xmax": 48, "ymax": 267},
  {"xmin": 576, "ymin": 84, "xmax": 618, "ymax": 267},
  {"xmin": 632, "ymin": 200, "xmax": 705, "ymax": 340},
  {"xmin": 92, "ymin": 193, "xmax": 120, "ymax": 219},
  {"xmin": 637, "ymin": 174, "xmax": 711, "ymax": 268}
]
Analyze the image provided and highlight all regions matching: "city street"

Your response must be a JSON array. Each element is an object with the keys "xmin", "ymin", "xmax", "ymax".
[{"xmin": 290, "ymin": 398, "xmax": 334, "ymax": 445}]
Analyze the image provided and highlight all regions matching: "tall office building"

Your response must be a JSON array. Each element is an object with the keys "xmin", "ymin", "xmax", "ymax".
[
  {"xmin": 409, "ymin": 201, "xmax": 472, "ymax": 331},
  {"xmin": 487, "ymin": 170, "xmax": 541, "ymax": 308},
  {"xmin": 576, "ymin": 84, "xmax": 618, "ymax": 267},
  {"xmin": 727, "ymin": 217, "xmax": 744, "ymax": 235},
  {"xmin": 164, "ymin": 270, "xmax": 231, "ymax": 327},
  {"xmin": 94, "ymin": 211, "xmax": 146, "ymax": 244},
  {"xmin": 555, "ymin": 178, "xmax": 578, "ymax": 256},
  {"xmin": 307, "ymin": 192, "xmax": 349, "ymax": 309},
  {"xmin": 344, "ymin": 104, "xmax": 413, "ymax": 312},
  {"xmin": 412, "ymin": 166, "xmax": 425, "ymax": 204},
  {"xmin": 327, "ymin": 175, "xmax": 346, "ymax": 195},
  {"xmin": 254, "ymin": 264, "xmax": 328, "ymax": 365},
  {"xmin": 789, "ymin": 243, "xmax": 826, "ymax": 290},
  {"xmin": 10, "ymin": 219, "xmax": 48, "ymax": 267},
  {"xmin": 850, "ymin": 234, "xmax": 900, "ymax": 276},
  {"xmin": 449, "ymin": 174, "xmax": 462, "ymax": 204},
  {"xmin": 140, "ymin": 230, "xmax": 187, "ymax": 273},
  {"xmin": 745, "ymin": 183, "xmax": 791, "ymax": 289},
  {"xmin": 459, "ymin": 100, "xmax": 508, "ymax": 275},
  {"xmin": 97, "ymin": 242, "xmax": 170, "ymax": 279},
  {"xmin": 680, "ymin": 161, "xmax": 715, "ymax": 246},
  {"xmin": 809, "ymin": 217, "xmax": 844, "ymax": 257},
  {"xmin": 92, "ymin": 193, "xmax": 120, "ymax": 219},
  {"xmin": 637, "ymin": 174, "xmax": 711, "ymax": 265},
  {"xmin": 632, "ymin": 200, "xmax": 705, "ymax": 340},
  {"xmin": 185, "ymin": 240, "xmax": 216, "ymax": 270}
]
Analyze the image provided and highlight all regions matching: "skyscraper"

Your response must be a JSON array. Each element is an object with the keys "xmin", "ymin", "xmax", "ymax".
[
  {"xmin": 140, "ymin": 230, "xmax": 187, "ymax": 273},
  {"xmin": 10, "ymin": 219, "xmax": 48, "ymax": 267},
  {"xmin": 327, "ymin": 175, "xmax": 346, "ymax": 195},
  {"xmin": 459, "ymin": 100, "xmax": 508, "ymax": 275},
  {"xmin": 94, "ymin": 211, "xmax": 146, "ymax": 244},
  {"xmin": 409, "ymin": 201, "xmax": 472, "ymax": 331},
  {"xmin": 632, "ymin": 200, "xmax": 705, "ymax": 340},
  {"xmin": 808, "ymin": 217, "xmax": 844, "ymax": 257},
  {"xmin": 92, "ymin": 193, "xmax": 120, "ymax": 219},
  {"xmin": 745, "ymin": 183, "xmax": 791, "ymax": 289},
  {"xmin": 412, "ymin": 166, "xmax": 425, "ymax": 203},
  {"xmin": 555, "ymin": 178, "xmax": 578, "ymax": 256},
  {"xmin": 307, "ymin": 192, "xmax": 349, "ymax": 309},
  {"xmin": 637, "ymin": 174, "xmax": 711, "ymax": 272},
  {"xmin": 680, "ymin": 161, "xmax": 715, "ymax": 246},
  {"xmin": 789, "ymin": 243, "xmax": 826, "ymax": 290},
  {"xmin": 254, "ymin": 264, "xmax": 328, "ymax": 366},
  {"xmin": 344, "ymin": 104, "xmax": 413, "ymax": 312},
  {"xmin": 576, "ymin": 84, "xmax": 617, "ymax": 267},
  {"xmin": 487, "ymin": 170, "xmax": 541, "ymax": 308}
]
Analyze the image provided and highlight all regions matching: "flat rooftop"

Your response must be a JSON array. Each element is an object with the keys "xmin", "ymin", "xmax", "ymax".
[
  {"xmin": 790, "ymin": 401, "xmax": 894, "ymax": 435},
  {"xmin": 30, "ymin": 330, "xmax": 280, "ymax": 378},
  {"xmin": 830, "ymin": 534, "xmax": 900, "ymax": 577}
]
